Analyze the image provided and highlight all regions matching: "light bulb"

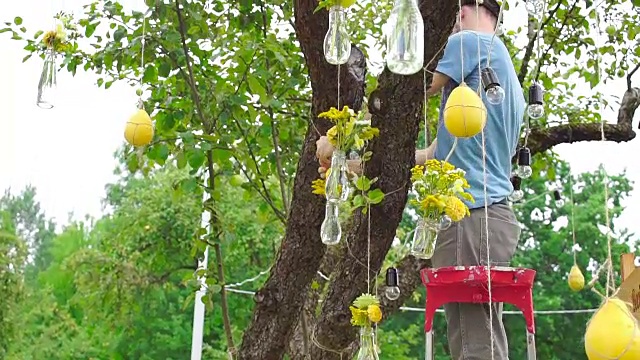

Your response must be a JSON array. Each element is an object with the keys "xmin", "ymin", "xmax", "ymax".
[
  {"xmin": 438, "ymin": 215, "xmax": 452, "ymax": 231},
  {"xmin": 323, "ymin": 6, "xmax": 351, "ymax": 65},
  {"xmin": 486, "ymin": 86, "xmax": 506, "ymax": 105},
  {"xmin": 516, "ymin": 147, "xmax": 533, "ymax": 179},
  {"xmin": 508, "ymin": 189, "xmax": 524, "ymax": 202},
  {"xmin": 527, "ymin": 103, "xmax": 545, "ymax": 119},
  {"xmin": 527, "ymin": 82, "xmax": 545, "ymax": 119},
  {"xmin": 553, "ymin": 190, "xmax": 565, "ymax": 207},
  {"xmin": 321, "ymin": 203, "xmax": 342, "ymax": 245},
  {"xmin": 385, "ymin": 0, "xmax": 424, "ymax": 75},
  {"xmin": 525, "ymin": 0, "xmax": 543, "ymax": 16},
  {"xmin": 385, "ymin": 267, "xmax": 401, "ymax": 301},
  {"xmin": 509, "ymin": 176, "xmax": 524, "ymax": 202},
  {"xmin": 481, "ymin": 67, "xmax": 505, "ymax": 105}
]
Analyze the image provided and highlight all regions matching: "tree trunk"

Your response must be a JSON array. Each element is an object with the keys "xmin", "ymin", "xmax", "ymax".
[{"xmin": 236, "ymin": 0, "xmax": 367, "ymax": 355}]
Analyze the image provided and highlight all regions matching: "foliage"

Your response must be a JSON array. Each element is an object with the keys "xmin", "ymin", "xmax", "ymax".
[{"xmin": 349, "ymin": 293, "xmax": 382, "ymax": 327}]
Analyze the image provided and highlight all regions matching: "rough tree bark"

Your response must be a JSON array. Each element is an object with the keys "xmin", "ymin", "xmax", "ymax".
[
  {"xmin": 239, "ymin": 0, "xmax": 640, "ymax": 358},
  {"xmin": 236, "ymin": 0, "xmax": 367, "ymax": 356},
  {"xmin": 309, "ymin": 1, "xmax": 459, "ymax": 358}
]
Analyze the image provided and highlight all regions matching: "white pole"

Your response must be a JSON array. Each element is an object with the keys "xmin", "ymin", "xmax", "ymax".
[{"xmin": 191, "ymin": 172, "xmax": 210, "ymax": 360}]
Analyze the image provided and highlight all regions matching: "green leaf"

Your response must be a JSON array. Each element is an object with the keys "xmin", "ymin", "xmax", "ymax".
[
  {"xmin": 143, "ymin": 65, "xmax": 157, "ymax": 83},
  {"xmin": 85, "ymin": 23, "xmax": 98, "ymax": 37},
  {"xmin": 354, "ymin": 176, "xmax": 371, "ymax": 191},
  {"xmin": 158, "ymin": 61, "xmax": 171, "ymax": 78},
  {"xmin": 113, "ymin": 27, "xmax": 126, "ymax": 42},
  {"xmin": 367, "ymin": 189, "xmax": 385, "ymax": 205},
  {"xmin": 247, "ymin": 76, "xmax": 267, "ymax": 100},
  {"xmin": 14, "ymin": 17, "xmax": 22, "ymax": 25},
  {"xmin": 187, "ymin": 149, "xmax": 206, "ymax": 169}
]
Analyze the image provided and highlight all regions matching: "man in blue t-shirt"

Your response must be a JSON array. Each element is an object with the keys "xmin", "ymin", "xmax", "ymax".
[{"xmin": 316, "ymin": 1, "xmax": 524, "ymax": 358}]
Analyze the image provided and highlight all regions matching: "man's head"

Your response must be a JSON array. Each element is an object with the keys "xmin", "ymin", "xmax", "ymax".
[{"xmin": 456, "ymin": 0, "xmax": 501, "ymax": 32}]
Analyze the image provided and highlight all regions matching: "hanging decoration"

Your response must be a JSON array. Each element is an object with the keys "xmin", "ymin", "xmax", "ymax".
[
  {"xmin": 409, "ymin": 160, "xmax": 473, "ymax": 259},
  {"xmin": 527, "ymin": 82, "xmax": 545, "ymax": 119},
  {"xmin": 566, "ymin": 172, "xmax": 585, "ymax": 292},
  {"xmin": 321, "ymin": 0, "xmax": 354, "ymax": 65},
  {"xmin": 481, "ymin": 67, "xmax": 506, "ymax": 105},
  {"xmin": 385, "ymin": 0, "xmax": 424, "ymax": 75},
  {"xmin": 584, "ymin": 298, "xmax": 640, "ymax": 359},
  {"xmin": 124, "ymin": 13, "xmax": 154, "ymax": 147},
  {"xmin": 552, "ymin": 189, "xmax": 564, "ymax": 207},
  {"xmin": 515, "ymin": 147, "xmax": 533, "ymax": 179},
  {"xmin": 508, "ymin": 176, "xmax": 524, "ymax": 202},
  {"xmin": 314, "ymin": 106, "xmax": 379, "ymax": 245},
  {"xmin": 443, "ymin": 83, "xmax": 487, "ymax": 138},
  {"xmin": 37, "ymin": 15, "xmax": 71, "ymax": 109},
  {"xmin": 349, "ymin": 294, "xmax": 382, "ymax": 360},
  {"xmin": 384, "ymin": 267, "xmax": 400, "ymax": 301},
  {"xmin": 568, "ymin": 264, "xmax": 585, "ymax": 292}
]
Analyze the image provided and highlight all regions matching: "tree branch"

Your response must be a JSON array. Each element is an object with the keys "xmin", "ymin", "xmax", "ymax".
[{"xmin": 628, "ymin": 63, "xmax": 640, "ymax": 91}]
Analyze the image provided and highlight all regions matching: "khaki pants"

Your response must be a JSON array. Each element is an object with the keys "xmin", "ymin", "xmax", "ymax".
[{"xmin": 432, "ymin": 203, "xmax": 521, "ymax": 360}]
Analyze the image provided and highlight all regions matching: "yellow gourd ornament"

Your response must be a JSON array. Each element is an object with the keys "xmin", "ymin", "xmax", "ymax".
[
  {"xmin": 443, "ymin": 83, "xmax": 487, "ymax": 138},
  {"xmin": 124, "ymin": 108, "xmax": 154, "ymax": 146},
  {"xmin": 568, "ymin": 264, "xmax": 585, "ymax": 292},
  {"xmin": 585, "ymin": 298, "xmax": 640, "ymax": 359}
]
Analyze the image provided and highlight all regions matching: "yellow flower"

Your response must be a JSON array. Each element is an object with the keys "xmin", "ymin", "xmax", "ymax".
[
  {"xmin": 326, "ymin": 126, "xmax": 339, "ymax": 147},
  {"xmin": 420, "ymin": 195, "xmax": 446, "ymax": 213},
  {"xmin": 319, "ymin": 106, "xmax": 352, "ymax": 123},
  {"xmin": 367, "ymin": 304, "xmax": 382, "ymax": 323},
  {"xmin": 425, "ymin": 159, "xmax": 441, "ymax": 172},
  {"xmin": 441, "ymin": 161, "xmax": 455, "ymax": 172},
  {"xmin": 350, "ymin": 306, "xmax": 369, "ymax": 326},
  {"xmin": 444, "ymin": 196, "xmax": 470, "ymax": 222},
  {"xmin": 411, "ymin": 165, "xmax": 424, "ymax": 182},
  {"xmin": 360, "ymin": 126, "xmax": 380, "ymax": 141},
  {"xmin": 311, "ymin": 179, "xmax": 325, "ymax": 196}
]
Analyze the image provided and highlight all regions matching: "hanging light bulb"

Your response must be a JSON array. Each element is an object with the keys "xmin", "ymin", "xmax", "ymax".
[
  {"xmin": 384, "ymin": 268, "xmax": 401, "ymax": 301},
  {"xmin": 481, "ymin": 67, "xmax": 505, "ymax": 105},
  {"xmin": 525, "ymin": 0, "xmax": 544, "ymax": 17},
  {"xmin": 527, "ymin": 82, "xmax": 545, "ymax": 119},
  {"xmin": 553, "ymin": 190, "xmax": 565, "ymax": 207},
  {"xmin": 323, "ymin": 5, "xmax": 351, "ymax": 65},
  {"xmin": 385, "ymin": 0, "xmax": 424, "ymax": 75},
  {"xmin": 321, "ymin": 202, "xmax": 342, "ymax": 245},
  {"xmin": 515, "ymin": 147, "xmax": 533, "ymax": 179},
  {"xmin": 508, "ymin": 176, "xmax": 524, "ymax": 202}
]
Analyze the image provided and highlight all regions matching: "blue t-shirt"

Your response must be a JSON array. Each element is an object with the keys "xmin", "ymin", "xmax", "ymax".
[{"xmin": 433, "ymin": 31, "xmax": 525, "ymax": 209}]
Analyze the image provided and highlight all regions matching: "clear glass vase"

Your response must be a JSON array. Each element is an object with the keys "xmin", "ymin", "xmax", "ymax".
[
  {"xmin": 325, "ymin": 150, "xmax": 347, "ymax": 203},
  {"xmin": 37, "ymin": 48, "xmax": 57, "ymax": 109},
  {"xmin": 385, "ymin": 0, "xmax": 424, "ymax": 75},
  {"xmin": 320, "ymin": 202, "xmax": 342, "ymax": 245},
  {"xmin": 355, "ymin": 327, "xmax": 379, "ymax": 360},
  {"xmin": 410, "ymin": 217, "xmax": 439, "ymax": 259},
  {"xmin": 323, "ymin": 5, "xmax": 351, "ymax": 65}
]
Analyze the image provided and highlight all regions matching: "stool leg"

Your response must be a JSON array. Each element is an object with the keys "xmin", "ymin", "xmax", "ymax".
[
  {"xmin": 526, "ymin": 331, "xmax": 536, "ymax": 360},
  {"xmin": 425, "ymin": 330, "xmax": 434, "ymax": 360}
]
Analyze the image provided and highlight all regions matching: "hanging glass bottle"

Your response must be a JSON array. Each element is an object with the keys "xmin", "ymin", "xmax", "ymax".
[
  {"xmin": 37, "ymin": 48, "xmax": 57, "ymax": 109},
  {"xmin": 321, "ymin": 202, "xmax": 342, "ymax": 245},
  {"xmin": 356, "ymin": 326, "xmax": 380, "ymax": 360},
  {"xmin": 325, "ymin": 150, "xmax": 347, "ymax": 202},
  {"xmin": 410, "ymin": 217, "xmax": 439, "ymax": 259},
  {"xmin": 323, "ymin": 6, "xmax": 351, "ymax": 65},
  {"xmin": 385, "ymin": 0, "xmax": 424, "ymax": 75}
]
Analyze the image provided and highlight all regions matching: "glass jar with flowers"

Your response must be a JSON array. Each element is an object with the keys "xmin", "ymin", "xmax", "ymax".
[
  {"xmin": 409, "ymin": 159, "xmax": 474, "ymax": 259},
  {"xmin": 349, "ymin": 293, "xmax": 382, "ymax": 360}
]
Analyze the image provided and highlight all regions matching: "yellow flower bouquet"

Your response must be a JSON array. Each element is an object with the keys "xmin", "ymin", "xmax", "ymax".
[{"xmin": 409, "ymin": 159, "xmax": 474, "ymax": 259}]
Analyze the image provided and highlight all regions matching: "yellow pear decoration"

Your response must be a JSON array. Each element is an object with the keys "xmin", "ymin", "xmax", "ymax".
[
  {"xmin": 124, "ymin": 109, "xmax": 154, "ymax": 146},
  {"xmin": 443, "ymin": 83, "xmax": 487, "ymax": 138},
  {"xmin": 568, "ymin": 264, "xmax": 585, "ymax": 292},
  {"xmin": 585, "ymin": 298, "xmax": 640, "ymax": 359}
]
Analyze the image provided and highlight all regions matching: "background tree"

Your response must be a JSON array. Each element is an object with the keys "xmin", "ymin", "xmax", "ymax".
[{"xmin": 2, "ymin": 0, "xmax": 639, "ymax": 358}]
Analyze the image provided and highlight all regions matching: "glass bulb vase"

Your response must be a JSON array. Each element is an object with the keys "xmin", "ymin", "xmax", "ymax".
[
  {"xmin": 325, "ymin": 150, "xmax": 348, "ymax": 202},
  {"xmin": 410, "ymin": 217, "xmax": 439, "ymax": 259},
  {"xmin": 355, "ymin": 327, "xmax": 380, "ymax": 360},
  {"xmin": 37, "ymin": 48, "xmax": 57, "ymax": 109},
  {"xmin": 385, "ymin": 0, "xmax": 424, "ymax": 75},
  {"xmin": 323, "ymin": 6, "xmax": 351, "ymax": 65}
]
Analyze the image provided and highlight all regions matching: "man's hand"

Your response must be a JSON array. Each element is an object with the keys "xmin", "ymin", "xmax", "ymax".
[{"xmin": 316, "ymin": 136, "xmax": 334, "ymax": 169}]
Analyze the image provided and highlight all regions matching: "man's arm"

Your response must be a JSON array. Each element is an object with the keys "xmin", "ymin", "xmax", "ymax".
[{"xmin": 426, "ymin": 72, "xmax": 450, "ymax": 97}]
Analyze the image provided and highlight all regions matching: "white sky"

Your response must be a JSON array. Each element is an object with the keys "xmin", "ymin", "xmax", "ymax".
[{"xmin": 1, "ymin": 0, "xmax": 639, "ymax": 242}]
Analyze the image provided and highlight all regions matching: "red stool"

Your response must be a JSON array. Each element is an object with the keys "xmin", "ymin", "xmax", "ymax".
[{"xmin": 420, "ymin": 266, "xmax": 537, "ymax": 360}]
